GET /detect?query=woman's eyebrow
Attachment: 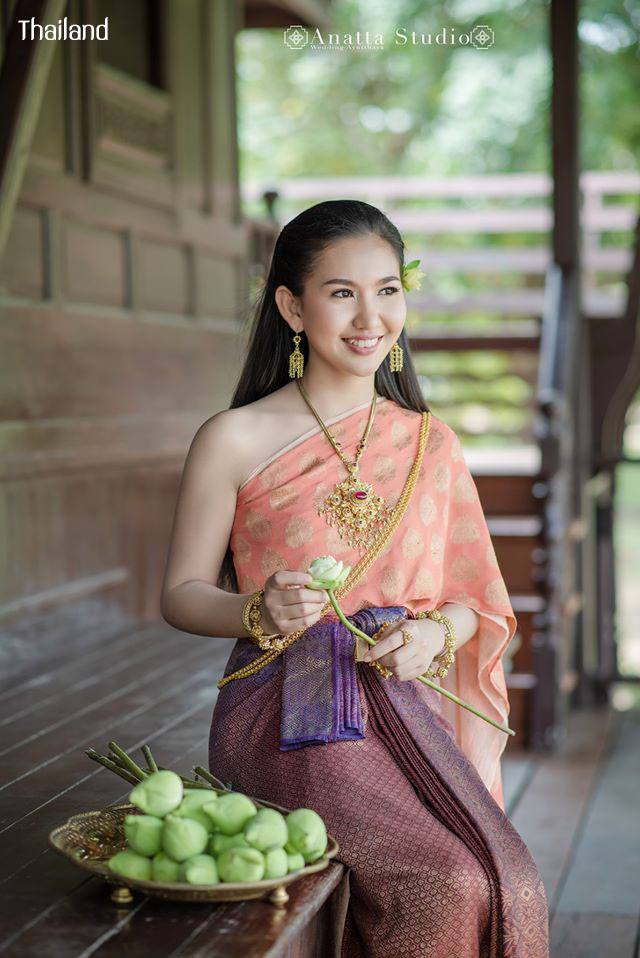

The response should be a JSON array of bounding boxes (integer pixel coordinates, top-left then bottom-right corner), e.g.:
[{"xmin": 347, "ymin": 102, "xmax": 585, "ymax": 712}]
[{"xmin": 321, "ymin": 275, "xmax": 400, "ymax": 287}]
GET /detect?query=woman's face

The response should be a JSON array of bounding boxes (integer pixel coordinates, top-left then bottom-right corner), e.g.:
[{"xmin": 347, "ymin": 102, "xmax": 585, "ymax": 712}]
[{"xmin": 276, "ymin": 234, "xmax": 406, "ymax": 379}]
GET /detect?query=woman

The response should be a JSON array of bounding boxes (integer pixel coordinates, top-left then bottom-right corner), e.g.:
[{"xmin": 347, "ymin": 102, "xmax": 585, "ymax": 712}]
[{"xmin": 161, "ymin": 200, "xmax": 549, "ymax": 957}]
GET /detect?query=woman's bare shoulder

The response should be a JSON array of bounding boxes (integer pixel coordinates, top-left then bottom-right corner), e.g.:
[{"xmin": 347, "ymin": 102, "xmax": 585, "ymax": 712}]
[{"xmin": 189, "ymin": 385, "xmax": 302, "ymax": 486}]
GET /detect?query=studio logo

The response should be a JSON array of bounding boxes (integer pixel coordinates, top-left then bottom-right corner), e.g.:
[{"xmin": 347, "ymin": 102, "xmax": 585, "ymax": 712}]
[
  {"xmin": 284, "ymin": 25, "xmax": 309, "ymax": 50},
  {"xmin": 470, "ymin": 25, "xmax": 494, "ymax": 49}
]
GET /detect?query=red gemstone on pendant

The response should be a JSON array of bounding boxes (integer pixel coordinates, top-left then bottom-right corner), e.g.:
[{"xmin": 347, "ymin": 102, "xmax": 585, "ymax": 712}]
[{"xmin": 353, "ymin": 490, "xmax": 368, "ymax": 500}]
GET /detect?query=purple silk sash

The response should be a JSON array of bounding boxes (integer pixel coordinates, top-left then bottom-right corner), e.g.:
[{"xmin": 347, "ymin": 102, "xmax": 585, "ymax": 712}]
[
  {"xmin": 218, "ymin": 606, "xmax": 408, "ymax": 750},
  {"xmin": 279, "ymin": 606, "xmax": 407, "ymax": 749}
]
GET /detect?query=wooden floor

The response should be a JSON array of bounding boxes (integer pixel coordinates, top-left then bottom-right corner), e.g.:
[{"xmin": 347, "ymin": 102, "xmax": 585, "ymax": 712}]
[
  {"xmin": 1, "ymin": 614, "xmax": 638, "ymax": 957},
  {"xmin": 503, "ymin": 703, "xmax": 640, "ymax": 958}
]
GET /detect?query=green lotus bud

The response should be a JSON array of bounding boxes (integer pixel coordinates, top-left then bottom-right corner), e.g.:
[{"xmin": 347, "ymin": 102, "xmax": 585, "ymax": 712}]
[
  {"xmin": 171, "ymin": 797, "xmax": 214, "ymax": 833},
  {"xmin": 284, "ymin": 838, "xmax": 298, "ymax": 854},
  {"xmin": 179, "ymin": 789, "xmax": 218, "ymax": 811},
  {"xmin": 217, "ymin": 846, "xmax": 265, "ymax": 883},
  {"xmin": 244, "ymin": 808, "xmax": 288, "ymax": 851},
  {"xmin": 209, "ymin": 832, "xmax": 249, "ymax": 855},
  {"xmin": 286, "ymin": 808, "xmax": 328, "ymax": 858},
  {"xmin": 302, "ymin": 844, "xmax": 327, "ymax": 864},
  {"xmin": 151, "ymin": 851, "xmax": 180, "ymax": 882},
  {"xmin": 161, "ymin": 814, "xmax": 209, "ymax": 862},
  {"xmin": 308, "ymin": 555, "xmax": 350, "ymax": 590},
  {"xmin": 203, "ymin": 792, "xmax": 257, "ymax": 836},
  {"xmin": 263, "ymin": 846, "xmax": 288, "ymax": 879},
  {"xmin": 287, "ymin": 852, "xmax": 305, "ymax": 872},
  {"xmin": 178, "ymin": 854, "xmax": 219, "ymax": 885},
  {"xmin": 108, "ymin": 849, "xmax": 152, "ymax": 882},
  {"xmin": 129, "ymin": 770, "xmax": 183, "ymax": 817},
  {"xmin": 124, "ymin": 814, "xmax": 163, "ymax": 856}
]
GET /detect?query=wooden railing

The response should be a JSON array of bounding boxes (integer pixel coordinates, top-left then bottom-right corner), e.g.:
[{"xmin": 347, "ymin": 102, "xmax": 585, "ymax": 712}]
[
  {"xmin": 243, "ymin": 171, "xmax": 639, "ymax": 319},
  {"xmin": 244, "ymin": 172, "xmax": 639, "ymax": 446}
]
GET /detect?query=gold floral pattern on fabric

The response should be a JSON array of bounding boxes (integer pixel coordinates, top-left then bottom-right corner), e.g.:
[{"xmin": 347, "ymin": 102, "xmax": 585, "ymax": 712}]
[
  {"xmin": 380, "ymin": 564, "xmax": 406, "ymax": 600},
  {"xmin": 231, "ymin": 533, "xmax": 251, "ymax": 565},
  {"xmin": 450, "ymin": 515, "xmax": 481, "ymax": 545},
  {"xmin": 486, "ymin": 577, "xmax": 510, "ymax": 606},
  {"xmin": 373, "ymin": 455, "xmax": 396, "ymax": 483},
  {"xmin": 269, "ymin": 484, "xmax": 300, "ymax": 511},
  {"xmin": 402, "ymin": 527, "xmax": 425, "ymax": 559},
  {"xmin": 284, "ymin": 515, "xmax": 313, "ymax": 549},
  {"xmin": 259, "ymin": 460, "xmax": 285, "ymax": 490},
  {"xmin": 299, "ymin": 451, "xmax": 325, "ymax": 475},
  {"xmin": 246, "ymin": 509, "xmax": 272, "ymax": 541},
  {"xmin": 434, "ymin": 460, "xmax": 451, "ymax": 493},
  {"xmin": 451, "ymin": 554, "xmax": 481, "ymax": 583},
  {"xmin": 260, "ymin": 547, "xmax": 287, "ymax": 578},
  {"xmin": 413, "ymin": 566, "xmax": 436, "ymax": 596},
  {"xmin": 391, "ymin": 419, "xmax": 412, "ymax": 449},
  {"xmin": 453, "ymin": 471, "xmax": 476, "ymax": 503},
  {"xmin": 430, "ymin": 532, "xmax": 445, "ymax": 564},
  {"xmin": 419, "ymin": 492, "xmax": 437, "ymax": 526}
]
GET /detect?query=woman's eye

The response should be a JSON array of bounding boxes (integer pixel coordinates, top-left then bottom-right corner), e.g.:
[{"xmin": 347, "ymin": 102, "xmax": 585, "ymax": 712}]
[
  {"xmin": 332, "ymin": 288, "xmax": 353, "ymax": 298},
  {"xmin": 332, "ymin": 286, "xmax": 400, "ymax": 298}
]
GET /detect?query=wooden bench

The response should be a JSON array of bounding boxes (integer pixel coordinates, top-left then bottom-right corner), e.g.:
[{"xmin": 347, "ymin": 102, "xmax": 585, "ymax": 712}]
[{"xmin": 0, "ymin": 605, "xmax": 348, "ymax": 956}]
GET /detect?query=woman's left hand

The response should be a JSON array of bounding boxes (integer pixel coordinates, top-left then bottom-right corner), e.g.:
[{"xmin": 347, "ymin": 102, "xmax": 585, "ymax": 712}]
[{"xmin": 362, "ymin": 617, "xmax": 446, "ymax": 681}]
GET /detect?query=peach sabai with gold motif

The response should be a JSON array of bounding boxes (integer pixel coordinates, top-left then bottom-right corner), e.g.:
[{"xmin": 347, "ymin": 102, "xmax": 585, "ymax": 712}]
[{"xmin": 230, "ymin": 397, "xmax": 516, "ymax": 811}]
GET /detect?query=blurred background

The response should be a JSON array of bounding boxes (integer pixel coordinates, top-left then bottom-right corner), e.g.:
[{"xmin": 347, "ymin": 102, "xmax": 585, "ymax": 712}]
[{"xmin": 0, "ymin": 1, "xmax": 639, "ymax": 953}]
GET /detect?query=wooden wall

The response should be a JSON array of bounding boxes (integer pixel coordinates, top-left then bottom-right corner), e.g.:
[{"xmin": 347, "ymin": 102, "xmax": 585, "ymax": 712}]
[{"xmin": 0, "ymin": 0, "xmax": 249, "ymax": 640}]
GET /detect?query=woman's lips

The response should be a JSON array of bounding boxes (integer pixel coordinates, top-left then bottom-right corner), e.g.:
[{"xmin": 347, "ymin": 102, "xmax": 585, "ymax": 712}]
[{"xmin": 342, "ymin": 335, "xmax": 383, "ymax": 355}]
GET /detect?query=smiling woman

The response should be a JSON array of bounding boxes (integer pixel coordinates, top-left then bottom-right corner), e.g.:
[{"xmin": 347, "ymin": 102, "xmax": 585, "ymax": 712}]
[{"xmin": 160, "ymin": 200, "xmax": 550, "ymax": 957}]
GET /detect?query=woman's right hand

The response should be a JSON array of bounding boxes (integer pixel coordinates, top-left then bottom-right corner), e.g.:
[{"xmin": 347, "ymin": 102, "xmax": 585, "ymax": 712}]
[{"xmin": 261, "ymin": 570, "xmax": 329, "ymax": 636}]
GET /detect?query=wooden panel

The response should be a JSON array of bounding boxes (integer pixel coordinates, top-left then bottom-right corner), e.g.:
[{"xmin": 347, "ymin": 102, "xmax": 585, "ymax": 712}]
[
  {"xmin": 63, "ymin": 219, "xmax": 127, "ymax": 306},
  {"xmin": 197, "ymin": 251, "xmax": 240, "ymax": 316},
  {"xmin": 0, "ymin": 305, "xmax": 242, "ymax": 420},
  {"xmin": 29, "ymin": 37, "xmax": 66, "ymax": 169},
  {"xmin": 0, "ymin": 204, "xmax": 44, "ymax": 296},
  {"xmin": 138, "ymin": 238, "xmax": 189, "ymax": 313},
  {"xmin": 0, "ymin": 472, "xmax": 123, "ymax": 607}
]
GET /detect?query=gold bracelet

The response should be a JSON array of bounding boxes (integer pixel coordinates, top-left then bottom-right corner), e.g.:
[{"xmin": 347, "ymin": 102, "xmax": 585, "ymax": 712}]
[
  {"xmin": 241, "ymin": 591, "xmax": 288, "ymax": 652},
  {"xmin": 413, "ymin": 609, "xmax": 456, "ymax": 679}
]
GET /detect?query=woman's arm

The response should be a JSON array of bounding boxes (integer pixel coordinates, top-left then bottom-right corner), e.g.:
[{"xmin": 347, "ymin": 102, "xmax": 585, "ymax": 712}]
[{"xmin": 160, "ymin": 411, "xmax": 254, "ymax": 639}]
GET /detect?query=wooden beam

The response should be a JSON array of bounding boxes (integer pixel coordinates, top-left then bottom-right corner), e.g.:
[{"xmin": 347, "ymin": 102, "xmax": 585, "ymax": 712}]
[{"xmin": 0, "ymin": 0, "xmax": 67, "ymax": 265}]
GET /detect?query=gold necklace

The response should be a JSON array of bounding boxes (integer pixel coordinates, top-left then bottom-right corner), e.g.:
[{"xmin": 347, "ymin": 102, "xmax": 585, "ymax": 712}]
[{"xmin": 296, "ymin": 378, "xmax": 390, "ymax": 553}]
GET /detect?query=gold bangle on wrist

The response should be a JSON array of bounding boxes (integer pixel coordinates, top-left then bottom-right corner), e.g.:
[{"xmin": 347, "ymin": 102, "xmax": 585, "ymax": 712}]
[
  {"xmin": 412, "ymin": 609, "xmax": 456, "ymax": 679},
  {"xmin": 241, "ymin": 590, "xmax": 287, "ymax": 652}
]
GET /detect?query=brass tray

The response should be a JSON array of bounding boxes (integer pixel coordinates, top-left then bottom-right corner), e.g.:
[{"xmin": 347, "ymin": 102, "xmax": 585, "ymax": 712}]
[{"xmin": 49, "ymin": 799, "xmax": 339, "ymax": 906}]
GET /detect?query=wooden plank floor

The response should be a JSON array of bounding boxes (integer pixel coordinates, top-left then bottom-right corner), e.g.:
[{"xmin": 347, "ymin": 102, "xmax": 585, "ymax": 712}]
[
  {"xmin": 503, "ymin": 703, "xmax": 640, "ymax": 958},
  {"xmin": 2, "ymin": 616, "xmax": 638, "ymax": 956},
  {"xmin": 0, "ymin": 620, "xmax": 345, "ymax": 957}
]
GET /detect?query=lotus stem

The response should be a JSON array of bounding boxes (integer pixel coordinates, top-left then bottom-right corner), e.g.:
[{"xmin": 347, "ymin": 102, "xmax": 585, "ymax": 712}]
[
  {"xmin": 193, "ymin": 766, "xmax": 230, "ymax": 791},
  {"xmin": 107, "ymin": 741, "xmax": 148, "ymax": 780},
  {"xmin": 85, "ymin": 749, "xmax": 140, "ymax": 786},
  {"xmin": 327, "ymin": 590, "xmax": 515, "ymax": 738},
  {"xmin": 141, "ymin": 744, "xmax": 158, "ymax": 772}
]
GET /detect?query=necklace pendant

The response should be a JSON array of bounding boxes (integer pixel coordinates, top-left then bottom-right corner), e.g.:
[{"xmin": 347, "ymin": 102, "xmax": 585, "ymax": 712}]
[{"xmin": 319, "ymin": 471, "xmax": 390, "ymax": 553}]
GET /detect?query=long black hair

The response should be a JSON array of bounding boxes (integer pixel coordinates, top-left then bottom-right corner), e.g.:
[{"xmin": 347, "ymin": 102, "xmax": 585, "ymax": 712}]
[{"xmin": 219, "ymin": 199, "xmax": 430, "ymax": 591}]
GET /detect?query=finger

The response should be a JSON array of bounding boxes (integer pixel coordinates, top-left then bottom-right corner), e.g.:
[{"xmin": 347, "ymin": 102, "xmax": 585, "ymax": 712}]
[
  {"xmin": 276, "ymin": 601, "xmax": 325, "ymax": 620},
  {"xmin": 280, "ymin": 612, "xmax": 323, "ymax": 633},
  {"xmin": 279, "ymin": 588, "xmax": 328, "ymax": 606},
  {"xmin": 377, "ymin": 644, "xmax": 420, "ymax": 670},
  {"xmin": 392, "ymin": 650, "xmax": 430, "ymax": 678},
  {"xmin": 366, "ymin": 623, "xmax": 412, "ymax": 661},
  {"xmin": 272, "ymin": 570, "xmax": 313, "ymax": 589}
]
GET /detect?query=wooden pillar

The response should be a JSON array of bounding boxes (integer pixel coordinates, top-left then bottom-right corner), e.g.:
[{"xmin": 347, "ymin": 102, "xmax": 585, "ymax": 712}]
[{"xmin": 0, "ymin": 0, "xmax": 67, "ymax": 264}]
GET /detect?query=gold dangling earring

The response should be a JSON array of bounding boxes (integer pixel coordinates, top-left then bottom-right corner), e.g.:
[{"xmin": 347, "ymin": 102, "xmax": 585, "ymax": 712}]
[
  {"xmin": 389, "ymin": 342, "xmax": 404, "ymax": 372},
  {"xmin": 289, "ymin": 333, "xmax": 304, "ymax": 379}
]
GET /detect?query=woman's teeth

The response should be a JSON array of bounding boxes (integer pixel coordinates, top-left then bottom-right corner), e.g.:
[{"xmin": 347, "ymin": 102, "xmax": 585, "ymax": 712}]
[{"xmin": 344, "ymin": 336, "xmax": 382, "ymax": 352}]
